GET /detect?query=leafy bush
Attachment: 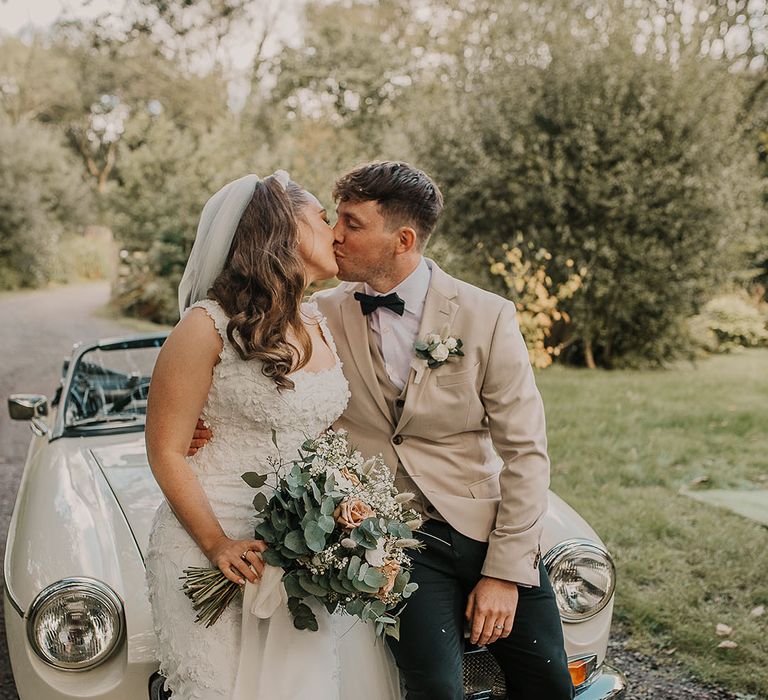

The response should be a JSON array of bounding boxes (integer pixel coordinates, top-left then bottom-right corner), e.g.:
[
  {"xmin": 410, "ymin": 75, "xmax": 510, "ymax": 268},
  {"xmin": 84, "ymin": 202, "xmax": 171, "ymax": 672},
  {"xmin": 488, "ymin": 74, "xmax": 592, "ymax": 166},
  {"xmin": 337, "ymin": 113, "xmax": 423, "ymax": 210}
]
[
  {"xmin": 54, "ymin": 231, "xmax": 115, "ymax": 283},
  {"xmin": 108, "ymin": 113, "xmax": 249, "ymax": 323},
  {"xmin": 0, "ymin": 118, "xmax": 92, "ymax": 289},
  {"xmin": 487, "ymin": 244, "xmax": 584, "ymax": 368},
  {"xmin": 415, "ymin": 23, "xmax": 763, "ymax": 368},
  {"xmin": 112, "ymin": 247, "xmax": 182, "ymax": 324},
  {"xmin": 689, "ymin": 294, "xmax": 768, "ymax": 353}
]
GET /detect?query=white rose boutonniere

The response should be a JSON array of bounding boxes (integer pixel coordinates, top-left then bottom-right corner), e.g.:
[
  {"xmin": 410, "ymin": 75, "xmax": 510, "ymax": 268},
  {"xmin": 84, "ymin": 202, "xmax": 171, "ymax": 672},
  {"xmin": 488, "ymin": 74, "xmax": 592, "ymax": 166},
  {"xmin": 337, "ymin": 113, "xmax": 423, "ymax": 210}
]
[{"xmin": 414, "ymin": 330, "xmax": 464, "ymax": 369}]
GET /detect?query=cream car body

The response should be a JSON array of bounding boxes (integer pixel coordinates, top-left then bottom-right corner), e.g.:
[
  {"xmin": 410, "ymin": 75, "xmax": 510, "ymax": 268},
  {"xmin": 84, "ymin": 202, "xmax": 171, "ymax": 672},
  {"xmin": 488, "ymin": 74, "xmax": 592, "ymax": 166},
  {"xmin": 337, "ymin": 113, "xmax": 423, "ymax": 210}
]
[{"xmin": 4, "ymin": 334, "xmax": 625, "ymax": 699}]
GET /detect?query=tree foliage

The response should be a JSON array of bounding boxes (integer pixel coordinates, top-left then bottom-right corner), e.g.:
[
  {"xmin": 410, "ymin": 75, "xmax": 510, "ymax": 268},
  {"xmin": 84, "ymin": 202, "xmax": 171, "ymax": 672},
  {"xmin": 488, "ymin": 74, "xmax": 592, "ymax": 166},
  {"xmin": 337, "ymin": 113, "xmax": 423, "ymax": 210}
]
[
  {"xmin": 0, "ymin": 118, "xmax": 92, "ymax": 289},
  {"xmin": 0, "ymin": 0, "xmax": 765, "ymax": 366},
  {"xmin": 412, "ymin": 12, "xmax": 764, "ymax": 367}
]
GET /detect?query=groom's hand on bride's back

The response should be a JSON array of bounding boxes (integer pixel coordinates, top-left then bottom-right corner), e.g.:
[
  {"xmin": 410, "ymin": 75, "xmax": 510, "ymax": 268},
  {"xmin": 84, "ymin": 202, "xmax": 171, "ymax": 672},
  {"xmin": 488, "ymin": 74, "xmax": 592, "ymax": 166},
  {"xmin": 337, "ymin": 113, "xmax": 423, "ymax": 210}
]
[{"xmin": 187, "ymin": 418, "xmax": 213, "ymax": 456}]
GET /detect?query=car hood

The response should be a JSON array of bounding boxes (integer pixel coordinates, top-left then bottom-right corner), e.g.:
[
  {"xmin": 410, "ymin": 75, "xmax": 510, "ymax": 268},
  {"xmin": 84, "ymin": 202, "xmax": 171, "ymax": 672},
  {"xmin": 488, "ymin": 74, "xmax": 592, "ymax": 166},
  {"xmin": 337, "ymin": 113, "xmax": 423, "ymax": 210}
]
[{"xmin": 90, "ymin": 437, "xmax": 163, "ymax": 559}]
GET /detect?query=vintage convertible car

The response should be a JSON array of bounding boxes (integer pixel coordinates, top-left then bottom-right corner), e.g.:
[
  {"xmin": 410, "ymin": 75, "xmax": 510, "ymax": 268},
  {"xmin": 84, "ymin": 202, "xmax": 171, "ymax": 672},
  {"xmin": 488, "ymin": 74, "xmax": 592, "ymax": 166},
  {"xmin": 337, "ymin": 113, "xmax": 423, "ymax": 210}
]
[{"xmin": 4, "ymin": 333, "xmax": 626, "ymax": 699}]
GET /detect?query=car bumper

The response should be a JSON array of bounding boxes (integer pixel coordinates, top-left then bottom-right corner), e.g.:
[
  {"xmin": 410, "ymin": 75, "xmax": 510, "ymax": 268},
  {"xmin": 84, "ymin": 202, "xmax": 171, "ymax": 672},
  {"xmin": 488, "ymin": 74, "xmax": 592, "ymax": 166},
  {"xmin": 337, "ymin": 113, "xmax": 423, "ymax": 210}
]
[
  {"xmin": 575, "ymin": 663, "xmax": 627, "ymax": 699},
  {"xmin": 464, "ymin": 647, "xmax": 627, "ymax": 700}
]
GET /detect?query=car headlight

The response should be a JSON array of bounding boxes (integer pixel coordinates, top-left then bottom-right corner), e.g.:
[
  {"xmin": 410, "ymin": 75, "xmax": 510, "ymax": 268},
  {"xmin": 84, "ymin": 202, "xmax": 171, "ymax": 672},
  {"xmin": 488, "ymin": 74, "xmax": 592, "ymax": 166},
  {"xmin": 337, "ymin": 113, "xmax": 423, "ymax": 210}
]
[
  {"xmin": 544, "ymin": 539, "xmax": 616, "ymax": 622},
  {"xmin": 26, "ymin": 578, "xmax": 124, "ymax": 670}
]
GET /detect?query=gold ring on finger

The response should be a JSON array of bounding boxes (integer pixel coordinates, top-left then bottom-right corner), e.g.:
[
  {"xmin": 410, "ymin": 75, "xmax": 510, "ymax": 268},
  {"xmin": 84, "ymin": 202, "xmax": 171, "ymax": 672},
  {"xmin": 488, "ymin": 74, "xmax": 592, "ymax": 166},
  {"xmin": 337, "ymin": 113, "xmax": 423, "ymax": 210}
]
[{"xmin": 241, "ymin": 551, "xmax": 249, "ymax": 561}]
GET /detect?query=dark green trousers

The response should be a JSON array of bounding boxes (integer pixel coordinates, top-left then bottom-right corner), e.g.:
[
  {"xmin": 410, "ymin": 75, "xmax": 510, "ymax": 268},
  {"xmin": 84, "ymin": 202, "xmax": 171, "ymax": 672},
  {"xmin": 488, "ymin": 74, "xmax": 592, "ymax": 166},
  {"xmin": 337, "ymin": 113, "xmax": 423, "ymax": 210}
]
[{"xmin": 387, "ymin": 519, "xmax": 574, "ymax": 700}]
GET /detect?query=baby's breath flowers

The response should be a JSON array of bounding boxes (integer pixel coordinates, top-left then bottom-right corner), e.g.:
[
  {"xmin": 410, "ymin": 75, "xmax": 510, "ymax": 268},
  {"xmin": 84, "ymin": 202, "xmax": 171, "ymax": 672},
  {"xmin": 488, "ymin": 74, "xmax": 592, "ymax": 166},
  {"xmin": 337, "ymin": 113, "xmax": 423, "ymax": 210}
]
[{"xmin": 181, "ymin": 429, "xmax": 422, "ymax": 638}]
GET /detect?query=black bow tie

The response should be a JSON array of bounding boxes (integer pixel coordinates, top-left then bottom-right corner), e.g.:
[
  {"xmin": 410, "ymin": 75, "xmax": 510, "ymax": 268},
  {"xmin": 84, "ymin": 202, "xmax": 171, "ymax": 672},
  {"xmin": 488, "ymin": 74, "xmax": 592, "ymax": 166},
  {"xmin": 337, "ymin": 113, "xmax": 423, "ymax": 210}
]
[{"xmin": 354, "ymin": 291, "xmax": 406, "ymax": 316}]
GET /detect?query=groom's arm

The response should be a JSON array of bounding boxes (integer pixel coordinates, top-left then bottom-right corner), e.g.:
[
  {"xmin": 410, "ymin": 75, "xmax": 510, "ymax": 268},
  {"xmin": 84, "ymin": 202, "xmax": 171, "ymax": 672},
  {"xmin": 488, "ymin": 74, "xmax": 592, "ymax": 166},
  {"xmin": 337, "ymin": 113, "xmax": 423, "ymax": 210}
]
[{"xmin": 479, "ymin": 300, "xmax": 550, "ymax": 587}]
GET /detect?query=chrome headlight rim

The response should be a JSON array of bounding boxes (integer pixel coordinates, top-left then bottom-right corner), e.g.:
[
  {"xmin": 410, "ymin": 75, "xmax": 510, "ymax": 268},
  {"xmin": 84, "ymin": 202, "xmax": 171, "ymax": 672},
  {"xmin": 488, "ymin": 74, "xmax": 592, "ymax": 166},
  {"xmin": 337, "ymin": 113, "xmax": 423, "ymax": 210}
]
[
  {"xmin": 544, "ymin": 538, "xmax": 616, "ymax": 623},
  {"xmin": 26, "ymin": 577, "xmax": 125, "ymax": 671}
]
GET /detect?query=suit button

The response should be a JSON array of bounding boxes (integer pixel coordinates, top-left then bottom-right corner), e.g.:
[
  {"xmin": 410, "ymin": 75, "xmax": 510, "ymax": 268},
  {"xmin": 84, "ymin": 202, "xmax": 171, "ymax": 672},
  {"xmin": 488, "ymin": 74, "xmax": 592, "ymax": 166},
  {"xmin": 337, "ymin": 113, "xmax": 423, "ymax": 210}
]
[
  {"xmin": 392, "ymin": 435, "xmax": 404, "ymax": 445},
  {"xmin": 395, "ymin": 399, "xmax": 405, "ymax": 408}
]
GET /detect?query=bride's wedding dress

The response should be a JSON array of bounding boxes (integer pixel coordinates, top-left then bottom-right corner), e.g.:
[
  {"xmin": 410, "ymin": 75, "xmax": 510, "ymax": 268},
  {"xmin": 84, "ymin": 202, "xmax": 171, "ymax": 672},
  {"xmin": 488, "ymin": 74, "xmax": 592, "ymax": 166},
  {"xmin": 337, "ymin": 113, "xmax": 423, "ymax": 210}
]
[{"xmin": 145, "ymin": 298, "xmax": 401, "ymax": 700}]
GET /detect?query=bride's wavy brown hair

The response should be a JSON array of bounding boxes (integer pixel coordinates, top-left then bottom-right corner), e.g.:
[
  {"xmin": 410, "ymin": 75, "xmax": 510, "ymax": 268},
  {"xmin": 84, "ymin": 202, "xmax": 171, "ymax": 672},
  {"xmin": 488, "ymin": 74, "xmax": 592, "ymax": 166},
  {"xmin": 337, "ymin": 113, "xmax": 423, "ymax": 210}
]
[{"xmin": 209, "ymin": 175, "xmax": 312, "ymax": 391}]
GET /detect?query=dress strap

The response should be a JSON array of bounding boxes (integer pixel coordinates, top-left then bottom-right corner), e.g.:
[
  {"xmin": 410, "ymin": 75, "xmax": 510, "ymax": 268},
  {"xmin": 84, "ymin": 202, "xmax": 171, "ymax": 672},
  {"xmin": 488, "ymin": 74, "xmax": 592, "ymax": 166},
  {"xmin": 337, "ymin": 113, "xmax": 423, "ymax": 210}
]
[
  {"xmin": 187, "ymin": 299, "xmax": 230, "ymax": 342},
  {"xmin": 302, "ymin": 300, "xmax": 340, "ymax": 360}
]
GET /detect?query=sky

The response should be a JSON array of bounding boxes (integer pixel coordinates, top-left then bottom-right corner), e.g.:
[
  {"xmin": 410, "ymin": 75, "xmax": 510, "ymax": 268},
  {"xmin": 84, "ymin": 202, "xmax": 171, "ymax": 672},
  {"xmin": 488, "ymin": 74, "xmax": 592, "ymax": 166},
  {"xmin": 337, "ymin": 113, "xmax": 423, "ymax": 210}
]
[
  {"xmin": 0, "ymin": 0, "xmax": 114, "ymax": 33},
  {"xmin": 0, "ymin": 0, "xmax": 303, "ymax": 107},
  {"xmin": 0, "ymin": 0, "xmax": 302, "ymax": 71}
]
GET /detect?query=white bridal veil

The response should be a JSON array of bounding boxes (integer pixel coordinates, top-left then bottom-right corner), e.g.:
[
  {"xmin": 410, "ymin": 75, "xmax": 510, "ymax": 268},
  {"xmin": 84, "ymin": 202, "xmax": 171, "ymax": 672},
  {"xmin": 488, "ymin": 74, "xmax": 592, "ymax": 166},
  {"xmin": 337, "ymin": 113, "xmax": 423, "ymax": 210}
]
[{"xmin": 177, "ymin": 170, "xmax": 291, "ymax": 315}]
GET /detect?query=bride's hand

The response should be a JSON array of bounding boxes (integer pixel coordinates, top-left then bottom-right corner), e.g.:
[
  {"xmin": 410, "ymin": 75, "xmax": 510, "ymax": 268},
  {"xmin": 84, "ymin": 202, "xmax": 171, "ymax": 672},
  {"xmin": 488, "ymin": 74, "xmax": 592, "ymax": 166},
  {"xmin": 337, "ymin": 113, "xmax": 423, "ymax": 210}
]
[{"xmin": 205, "ymin": 537, "xmax": 267, "ymax": 585}]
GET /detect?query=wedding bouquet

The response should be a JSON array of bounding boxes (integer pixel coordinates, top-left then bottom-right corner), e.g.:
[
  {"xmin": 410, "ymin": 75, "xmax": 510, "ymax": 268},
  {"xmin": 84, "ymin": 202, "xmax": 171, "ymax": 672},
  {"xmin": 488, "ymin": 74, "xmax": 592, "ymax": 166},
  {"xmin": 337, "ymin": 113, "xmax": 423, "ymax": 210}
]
[{"xmin": 181, "ymin": 429, "xmax": 422, "ymax": 639}]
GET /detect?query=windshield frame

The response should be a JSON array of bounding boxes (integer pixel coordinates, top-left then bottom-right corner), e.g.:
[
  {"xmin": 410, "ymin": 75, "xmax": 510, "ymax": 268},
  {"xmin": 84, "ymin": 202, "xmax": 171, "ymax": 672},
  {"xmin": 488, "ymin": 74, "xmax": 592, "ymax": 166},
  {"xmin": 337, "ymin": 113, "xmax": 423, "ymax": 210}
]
[{"xmin": 53, "ymin": 333, "xmax": 168, "ymax": 440}]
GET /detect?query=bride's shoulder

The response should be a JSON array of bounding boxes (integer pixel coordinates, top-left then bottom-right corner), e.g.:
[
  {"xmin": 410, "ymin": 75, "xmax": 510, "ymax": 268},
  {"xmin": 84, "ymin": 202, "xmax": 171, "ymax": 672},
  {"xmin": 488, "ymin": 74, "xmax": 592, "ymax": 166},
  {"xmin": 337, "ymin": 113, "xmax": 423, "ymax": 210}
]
[
  {"xmin": 184, "ymin": 298, "xmax": 229, "ymax": 335},
  {"xmin": 178, "ymin": 300, "xmax": 231, "ymax": 358},
  {"xmin": 162, "ymin": 303, "xmax": 225, "ymax": 366}
]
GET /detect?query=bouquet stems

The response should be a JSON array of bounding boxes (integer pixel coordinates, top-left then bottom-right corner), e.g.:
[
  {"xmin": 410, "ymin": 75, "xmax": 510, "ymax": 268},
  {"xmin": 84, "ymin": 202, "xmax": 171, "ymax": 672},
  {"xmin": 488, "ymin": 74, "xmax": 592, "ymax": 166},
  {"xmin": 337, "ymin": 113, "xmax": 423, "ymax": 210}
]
[{"xmin": 181, "ymin": 567, "xmax": 239, "ymax": 627}]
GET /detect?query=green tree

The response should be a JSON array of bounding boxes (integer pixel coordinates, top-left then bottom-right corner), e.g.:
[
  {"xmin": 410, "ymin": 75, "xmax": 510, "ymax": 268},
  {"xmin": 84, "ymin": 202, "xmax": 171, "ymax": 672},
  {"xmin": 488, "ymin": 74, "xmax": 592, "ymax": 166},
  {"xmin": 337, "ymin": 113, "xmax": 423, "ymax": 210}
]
[
  {"xmin": 109, "ymin": 111, "xmax": 249, "ymax": 322},
  {"xmin": 415, "ymin": 19, "xmax": 763, "ymax": 367},
  {"xmin": 0, "ymin": 118, "xmax": 92, "ymax": 289}
]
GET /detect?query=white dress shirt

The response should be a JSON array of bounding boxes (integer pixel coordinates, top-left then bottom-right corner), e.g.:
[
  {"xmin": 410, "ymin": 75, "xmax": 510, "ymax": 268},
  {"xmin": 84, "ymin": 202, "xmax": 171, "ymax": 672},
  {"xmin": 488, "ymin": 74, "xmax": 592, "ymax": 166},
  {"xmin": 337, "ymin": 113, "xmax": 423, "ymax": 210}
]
[{"xmin": 364, "ymin": 257, "xmax": 431, "ymax": 391}]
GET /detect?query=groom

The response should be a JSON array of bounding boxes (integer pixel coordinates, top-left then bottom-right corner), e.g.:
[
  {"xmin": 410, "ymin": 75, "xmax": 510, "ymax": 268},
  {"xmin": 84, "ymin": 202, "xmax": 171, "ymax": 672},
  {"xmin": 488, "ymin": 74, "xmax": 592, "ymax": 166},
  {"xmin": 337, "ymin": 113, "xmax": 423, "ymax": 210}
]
[{"xmin": 316, "ymin": 162, "xmax": 572, "ymax": 699}]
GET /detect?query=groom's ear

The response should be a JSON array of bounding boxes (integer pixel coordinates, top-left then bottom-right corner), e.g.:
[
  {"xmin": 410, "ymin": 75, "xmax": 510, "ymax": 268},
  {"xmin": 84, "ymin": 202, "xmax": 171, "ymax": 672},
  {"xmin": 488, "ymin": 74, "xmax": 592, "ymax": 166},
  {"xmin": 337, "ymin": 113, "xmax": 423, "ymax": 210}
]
[{"xmin": 395, "ymin": 226, "xmax": 419, "ymax": 254}]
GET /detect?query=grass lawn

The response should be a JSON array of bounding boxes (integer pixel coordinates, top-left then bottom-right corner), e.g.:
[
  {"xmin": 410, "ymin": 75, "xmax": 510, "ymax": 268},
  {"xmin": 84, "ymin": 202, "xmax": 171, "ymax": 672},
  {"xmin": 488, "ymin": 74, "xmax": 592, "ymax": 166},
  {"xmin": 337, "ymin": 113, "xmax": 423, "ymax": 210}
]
[{"xmin": 537, "ymin": 349, "xmax": 768, "ymax": 697}]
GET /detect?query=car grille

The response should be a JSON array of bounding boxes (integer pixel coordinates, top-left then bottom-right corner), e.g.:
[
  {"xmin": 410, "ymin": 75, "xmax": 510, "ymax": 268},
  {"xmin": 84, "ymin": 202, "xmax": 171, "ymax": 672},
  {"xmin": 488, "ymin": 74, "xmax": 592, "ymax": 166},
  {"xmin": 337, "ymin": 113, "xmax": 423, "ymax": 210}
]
[
  {"xmin": 150, "ymin": 651, "xmax": 507, "ymax": 699},
  {"xmin": 464, "ymin": 648, "xmax": 506, "ymax": 699}
]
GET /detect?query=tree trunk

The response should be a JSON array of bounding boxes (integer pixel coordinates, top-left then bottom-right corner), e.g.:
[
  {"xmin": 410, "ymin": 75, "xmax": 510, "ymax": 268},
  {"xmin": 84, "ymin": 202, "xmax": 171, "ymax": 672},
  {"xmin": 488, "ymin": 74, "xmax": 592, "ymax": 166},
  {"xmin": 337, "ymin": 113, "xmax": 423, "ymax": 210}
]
[{"xmin": 584, "ymin": 338, "xmax": 596, "ymax": 369}]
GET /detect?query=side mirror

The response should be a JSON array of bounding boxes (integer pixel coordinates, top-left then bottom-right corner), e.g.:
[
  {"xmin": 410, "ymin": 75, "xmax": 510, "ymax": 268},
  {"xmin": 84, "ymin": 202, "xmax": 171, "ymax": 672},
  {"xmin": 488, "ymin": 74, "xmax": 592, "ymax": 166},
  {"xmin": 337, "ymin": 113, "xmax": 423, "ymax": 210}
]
[{"xmin": 8, "ymin": 394, "xmax": 49, "ymax": 421}]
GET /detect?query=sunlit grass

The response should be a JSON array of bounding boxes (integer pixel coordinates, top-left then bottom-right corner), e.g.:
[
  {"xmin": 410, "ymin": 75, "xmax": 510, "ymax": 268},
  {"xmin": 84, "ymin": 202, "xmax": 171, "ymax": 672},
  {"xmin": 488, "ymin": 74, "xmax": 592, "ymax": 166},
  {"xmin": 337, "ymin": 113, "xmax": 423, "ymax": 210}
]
[{"xmin": 538, "ymin": 350, "xmax": 768, "ymax": 696}]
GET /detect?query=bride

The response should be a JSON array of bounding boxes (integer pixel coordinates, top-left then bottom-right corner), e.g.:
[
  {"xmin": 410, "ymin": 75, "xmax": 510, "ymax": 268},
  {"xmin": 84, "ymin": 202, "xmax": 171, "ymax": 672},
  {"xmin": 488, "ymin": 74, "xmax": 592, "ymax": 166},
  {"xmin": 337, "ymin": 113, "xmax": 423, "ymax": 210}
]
[{"xmin": 144, "ymin": 172, "xmax": 400, "ymax": 699}]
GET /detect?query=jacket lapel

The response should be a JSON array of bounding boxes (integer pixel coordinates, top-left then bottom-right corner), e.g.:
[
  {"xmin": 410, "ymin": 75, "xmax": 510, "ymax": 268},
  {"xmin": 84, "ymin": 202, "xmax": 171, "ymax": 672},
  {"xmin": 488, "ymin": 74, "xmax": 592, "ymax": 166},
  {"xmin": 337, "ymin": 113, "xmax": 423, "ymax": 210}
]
[
  {"xmin": 396, "ymin": 261, "xmax": 459, "ymax": 434},
  {"xmin": 339, "ymin": 288, "xmax": 393, "ymax": 425}
]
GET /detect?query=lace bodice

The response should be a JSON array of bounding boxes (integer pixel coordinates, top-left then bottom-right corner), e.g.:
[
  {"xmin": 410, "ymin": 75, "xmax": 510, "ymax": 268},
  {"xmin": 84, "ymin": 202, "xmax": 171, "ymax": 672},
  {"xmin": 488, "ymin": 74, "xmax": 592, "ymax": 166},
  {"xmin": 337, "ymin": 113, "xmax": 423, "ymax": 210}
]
[{"xmin": 183, "ymin": 298, "xmax": 350, "ymax": 517}]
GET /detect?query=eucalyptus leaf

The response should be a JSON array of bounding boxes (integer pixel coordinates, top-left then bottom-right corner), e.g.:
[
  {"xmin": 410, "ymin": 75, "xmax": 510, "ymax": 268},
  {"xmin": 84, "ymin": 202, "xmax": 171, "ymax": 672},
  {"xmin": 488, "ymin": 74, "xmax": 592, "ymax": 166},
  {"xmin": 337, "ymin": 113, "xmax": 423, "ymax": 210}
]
[
  {"xmin": 329, "ymin": 575, "xmax": 349, "ymax": 595},
  {"xmin": 283, "ymin": 573, "xmax": 304, "ymax": 599},
  {"xmin": 254, "ymin": 520, "xmax": 275, "ymax": 541},
  {"xmin": 351, "ymin": 578, "xmax": 380, "ymax": 594},
  {"xmin": 357, "ymin": 562, "xmax": 369, "ymax": 581},
  {"xmin": 347, "ymin": 555, "xmax": 361, "ymax": 579},
  {"xmin": 252, "ymin": 492, "xmax": 269, "ymax": 513},
  {"xmin": 318, "ymin": 514, "xmax": 335, "ymax": 533},
  {"xmin": 262, "ymin": 549, "xmax": 288, "ymax": 567},
  {"xmin": 364, "ymin": 568, "xmax": 388, "ymax": 588},
  {"xmin": 384, "ymin": 617, "xmax": 401, "ymax": 641},
  {"xmin": 345, "ymin": 598, "xmax": 365, "ymax": 616},
  {"xmin": 284, "ymin": 530, "xmax": 310, "ymax": 554},
  {"xmin": 241, "ymin": 471, "xmax": 268, "ymax": 489},
  {"xmin": 303, "ymin": 521, "xmax": 327, "ymax": 553},
  {"xmin": 298, "ymin": 572, "xmax": 328, "ymax": 597}
]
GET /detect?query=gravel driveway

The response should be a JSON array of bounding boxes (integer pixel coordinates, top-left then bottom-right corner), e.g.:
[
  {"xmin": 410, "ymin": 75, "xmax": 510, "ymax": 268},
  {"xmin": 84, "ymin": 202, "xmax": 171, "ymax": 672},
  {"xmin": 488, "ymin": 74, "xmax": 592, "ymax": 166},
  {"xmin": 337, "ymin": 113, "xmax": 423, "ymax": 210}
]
[{"xmin": 0, "ymin": 283, "xmax": 747, "ymax": 700}]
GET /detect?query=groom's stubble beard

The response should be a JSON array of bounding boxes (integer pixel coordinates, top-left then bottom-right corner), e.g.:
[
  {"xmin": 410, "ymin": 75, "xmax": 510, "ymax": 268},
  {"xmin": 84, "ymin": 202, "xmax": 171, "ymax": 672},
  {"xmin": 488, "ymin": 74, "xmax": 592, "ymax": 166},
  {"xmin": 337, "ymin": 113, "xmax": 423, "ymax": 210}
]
[{"xmin": 334, "ymin": 249, "xmax": 396, "ymax": 288}]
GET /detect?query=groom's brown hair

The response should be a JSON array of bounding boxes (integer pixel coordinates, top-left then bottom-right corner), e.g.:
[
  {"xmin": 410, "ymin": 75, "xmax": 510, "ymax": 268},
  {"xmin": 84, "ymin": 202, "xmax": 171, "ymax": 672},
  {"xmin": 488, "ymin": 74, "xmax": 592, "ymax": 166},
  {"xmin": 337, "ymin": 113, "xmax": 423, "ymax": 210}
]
[{"xmin": 333, "ymin": 161, "xmax": 443, "ymax": 249}]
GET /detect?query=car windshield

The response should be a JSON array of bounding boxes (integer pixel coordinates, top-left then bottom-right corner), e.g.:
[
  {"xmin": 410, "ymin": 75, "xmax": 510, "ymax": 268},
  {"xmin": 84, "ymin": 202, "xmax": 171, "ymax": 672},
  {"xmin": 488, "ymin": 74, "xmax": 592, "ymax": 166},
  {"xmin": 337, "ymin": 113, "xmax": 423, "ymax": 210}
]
[{"xmin": 64, "ymin": 341, "xmax": 163, "ymax": 429}]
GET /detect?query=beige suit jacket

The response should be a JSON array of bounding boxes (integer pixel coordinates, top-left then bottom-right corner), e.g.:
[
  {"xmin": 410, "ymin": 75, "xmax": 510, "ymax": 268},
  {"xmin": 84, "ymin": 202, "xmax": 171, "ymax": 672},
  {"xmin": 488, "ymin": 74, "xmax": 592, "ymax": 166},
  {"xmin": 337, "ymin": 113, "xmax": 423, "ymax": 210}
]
[{"xmin": 313, "ymin": 260, "xmax": 550, "ymax": 586}]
